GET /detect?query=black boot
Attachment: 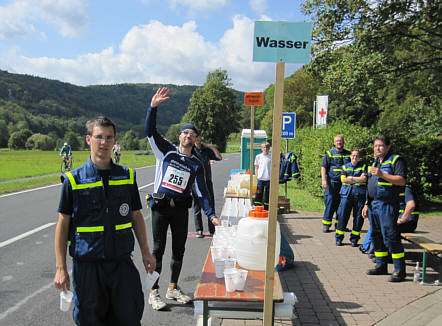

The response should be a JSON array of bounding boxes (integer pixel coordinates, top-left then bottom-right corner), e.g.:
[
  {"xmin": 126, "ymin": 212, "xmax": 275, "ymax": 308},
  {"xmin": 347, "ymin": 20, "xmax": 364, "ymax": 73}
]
[
  {"xmin": 322, "ymin": 224, "xmax": 330, "ymax": 233},
  {"xmin": 336, "ymin": 239, "xmax": 343, "ymax": 246},
  {"xmin": 389, "ymin": 271, "xmax": 406, "ymax": 282},
  {"xmin": 367, "ymin": 265, "xmax": 388, "ymax": 275}
]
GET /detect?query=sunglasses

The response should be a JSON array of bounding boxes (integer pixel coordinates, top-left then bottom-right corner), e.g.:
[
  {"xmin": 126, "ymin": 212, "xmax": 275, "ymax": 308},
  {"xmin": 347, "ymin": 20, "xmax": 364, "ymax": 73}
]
[{"xmin": 181, "ymin": 130, "xmax": 197, "ymax": 136}]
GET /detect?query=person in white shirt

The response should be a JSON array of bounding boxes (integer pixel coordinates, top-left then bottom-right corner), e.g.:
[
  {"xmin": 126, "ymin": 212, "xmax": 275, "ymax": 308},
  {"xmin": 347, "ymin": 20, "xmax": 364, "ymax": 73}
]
[{"xmin": 254, "ymin": 142, "xmax": 271, "ymax": 210}]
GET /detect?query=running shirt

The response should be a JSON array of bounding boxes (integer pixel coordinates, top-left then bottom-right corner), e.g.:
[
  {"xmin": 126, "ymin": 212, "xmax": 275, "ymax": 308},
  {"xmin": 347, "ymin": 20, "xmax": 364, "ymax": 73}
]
[{"xmin": 144, "ymin": 106, "xmax": 215, "ymax": 219}]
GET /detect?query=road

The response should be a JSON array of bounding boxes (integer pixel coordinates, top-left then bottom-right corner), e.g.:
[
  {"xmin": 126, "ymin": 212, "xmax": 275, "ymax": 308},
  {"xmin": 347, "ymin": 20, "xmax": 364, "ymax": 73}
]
[{"xmin": 0, "ymin": 153, "xmax": 240, "ymax": 326}]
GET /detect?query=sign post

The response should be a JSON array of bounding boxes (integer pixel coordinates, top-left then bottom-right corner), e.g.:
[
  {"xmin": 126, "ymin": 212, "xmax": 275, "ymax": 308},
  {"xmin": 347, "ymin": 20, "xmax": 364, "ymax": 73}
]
[
  {"xmin": 253, "ymin": 20, "xmax": 311, "ymax": 325},
  {"xmin": 281, "ymin": 112, "xmax": 296, "ymax": 197},
  {"xmin": 244, "ymin": 92, "xmax": 264, "ymax": 204}
]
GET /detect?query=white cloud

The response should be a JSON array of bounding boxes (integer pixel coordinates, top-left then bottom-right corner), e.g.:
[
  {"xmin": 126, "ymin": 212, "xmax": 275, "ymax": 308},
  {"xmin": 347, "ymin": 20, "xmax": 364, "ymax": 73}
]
[
  {"xmin": 3, "ymin": 15, "xmax": 301, "ymax": 91},
  {"xmin": 0, "ymin": 0, "xmax": 90, "ymax": 39},
  {"xmin": 249, "ymin": 0, "xmax": 267, "ymax": 14}
]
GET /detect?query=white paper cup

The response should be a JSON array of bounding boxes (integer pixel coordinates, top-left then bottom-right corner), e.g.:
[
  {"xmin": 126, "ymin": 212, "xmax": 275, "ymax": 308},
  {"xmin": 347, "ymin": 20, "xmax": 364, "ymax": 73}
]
[
  {"xmin": 224, "ymin": 258, "xmax": 236, "ymax": 270},
  {"xmin": 145, "ymin": 271, "xmax": 160, "ymax": 291},
  {"xmin": 235, "ymin": 269, "xmax": 248, "ymax": 291},
  {"xmin": 214, "ymin": 258, "xmax": 226, "ymax": 278},
  {"xmin": 59, "ymin": 290, "xmax": 73, "ymax": 312},
  {"xmin": 224, "ymin": 268, "xmax": 238, "ymax": 292},
  {"xmin": 210, "ymin": 246, "xmax": 223, "ymax": 262}
]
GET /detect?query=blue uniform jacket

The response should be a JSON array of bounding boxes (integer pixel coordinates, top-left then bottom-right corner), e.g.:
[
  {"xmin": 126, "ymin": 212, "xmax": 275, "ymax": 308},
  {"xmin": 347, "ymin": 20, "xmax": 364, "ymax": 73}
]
[
  {"xmin": 279, "ymin": 152, "xmax": 300, "ymax": 184},
  {"xmin": 322, "ymin": 148, "xmax": 351, "ymax": 182},
  {"xmin": 62, "ymin": 158, "xmax": 136, "ymax": 261},
  {"xmin": 340, "ymin": 161, "xmax": 367, "ymax": 197}
]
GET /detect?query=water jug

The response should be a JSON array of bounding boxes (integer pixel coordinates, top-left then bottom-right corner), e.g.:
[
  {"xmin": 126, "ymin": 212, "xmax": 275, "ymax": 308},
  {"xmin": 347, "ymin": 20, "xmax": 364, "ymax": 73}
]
[{"xmin": 234, "ymin": 206, "xmax": 281, "ymax": 271}]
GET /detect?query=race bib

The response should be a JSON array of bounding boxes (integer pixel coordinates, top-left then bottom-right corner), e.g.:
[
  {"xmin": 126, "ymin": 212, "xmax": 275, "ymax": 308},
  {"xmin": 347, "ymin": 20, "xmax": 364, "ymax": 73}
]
[{"xmin": 162, "ymin": 166, "xmax": 190, "ymax": 193}]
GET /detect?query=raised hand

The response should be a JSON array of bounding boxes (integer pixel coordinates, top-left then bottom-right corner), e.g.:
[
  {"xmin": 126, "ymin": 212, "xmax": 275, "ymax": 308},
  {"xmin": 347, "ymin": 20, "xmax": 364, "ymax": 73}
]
[{"xmin": 150, "ymin": 87, "xmax": 170, "ymax": 108}]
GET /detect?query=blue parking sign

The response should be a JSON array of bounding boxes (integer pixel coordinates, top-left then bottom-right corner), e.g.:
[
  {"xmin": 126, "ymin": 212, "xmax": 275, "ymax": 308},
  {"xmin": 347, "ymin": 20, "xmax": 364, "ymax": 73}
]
[{"xmin": 281, "ymin": 112, "xmax": 296, "ymax": 139}]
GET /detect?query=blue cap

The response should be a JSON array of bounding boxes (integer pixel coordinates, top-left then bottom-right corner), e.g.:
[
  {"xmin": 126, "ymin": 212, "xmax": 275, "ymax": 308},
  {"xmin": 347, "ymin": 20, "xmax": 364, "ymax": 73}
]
[{"xmin": 180, "ymin": 123, "xmax": 199, "ymax": 135}]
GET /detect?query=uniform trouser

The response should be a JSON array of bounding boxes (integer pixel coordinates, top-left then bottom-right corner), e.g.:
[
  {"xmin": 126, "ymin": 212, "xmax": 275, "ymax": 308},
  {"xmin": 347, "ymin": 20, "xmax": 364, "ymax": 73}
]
[
  {"xmin": 254, "ymin": 179, "xmax": 270, "ymax": 210},
  {"xmin": 335, "ymin": 194, "xmax": 365, "ymax": 243},
  {"xmin": 151, "ymin": 205, "xmax": 189, "ymax": 288},
  {"xmin": 368, "ymin": 200, "xmax": 405, "ymax": 273},
  {"xmin": 397, "ymin": 220, "xmax": 418, "ymax": 233},
  {"xmin": 362, "ymin": 226, "xmax": 374, "ymax": 253},
  {"xmin": 72, "ymin": 258, "xmax": 144, "ymax": 326},
  {"xmin": 192, "ymin": 182, "xmax": 215, "ymax": 234},
  {"xmin": 322, "ymin": 181, "xmax": 342, "ymax": 226}
]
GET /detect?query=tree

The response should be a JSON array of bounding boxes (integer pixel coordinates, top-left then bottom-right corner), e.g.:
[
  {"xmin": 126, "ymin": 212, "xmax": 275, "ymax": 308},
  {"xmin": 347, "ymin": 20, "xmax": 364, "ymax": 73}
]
[
  {"xmin": 8, "ymin": 129, "xmax": 32, "ymax": 149},
  {"xmin": 165, "ymin": 123, "xmax": 182, "ymax": 145},
  {"xmin": 0, "ymin": 119, "xmax": 8, "ymax": 147},
  {"xmin": 184, "ymin": 69, "xmax": 240, "ymax": 152},
  {"xmin": 64, "ymin": 131, "xmax": 82, "ymax": 150},
  {"xmin": 301, "ymin": 0, "xmax": 441, "ymax": 126},
  {"xmin": 25, "ymin": 133, "xmax": 55, "ymax": 150},
  {"xmin": 121, "ymin": 130, "xmax": 139, "ymax": 150}
]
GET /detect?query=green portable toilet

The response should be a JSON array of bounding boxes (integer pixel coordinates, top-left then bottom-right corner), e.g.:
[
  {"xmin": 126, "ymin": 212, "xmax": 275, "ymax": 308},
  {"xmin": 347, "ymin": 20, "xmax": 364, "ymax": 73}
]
[{"xmin": 240, "ymin": 129, "xmax": 267, "ymax": 172}]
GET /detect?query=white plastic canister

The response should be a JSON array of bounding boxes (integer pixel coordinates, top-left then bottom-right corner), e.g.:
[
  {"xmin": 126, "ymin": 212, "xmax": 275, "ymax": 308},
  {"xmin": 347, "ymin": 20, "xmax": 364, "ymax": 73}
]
[{"xmin": 234, "ymin": 206, "xmax": 281, "ymax": 271}]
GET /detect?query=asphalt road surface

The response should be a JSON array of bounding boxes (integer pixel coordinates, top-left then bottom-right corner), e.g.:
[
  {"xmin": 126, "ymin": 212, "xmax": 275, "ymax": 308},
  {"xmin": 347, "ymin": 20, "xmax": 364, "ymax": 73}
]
[{"xmin": 0, "ymin": 152, "xmax": 240, "ymax": 326}]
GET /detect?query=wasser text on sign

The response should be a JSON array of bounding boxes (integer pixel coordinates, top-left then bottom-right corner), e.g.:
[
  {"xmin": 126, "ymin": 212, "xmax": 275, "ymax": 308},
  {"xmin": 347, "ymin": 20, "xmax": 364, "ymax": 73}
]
[{"xmin": 255, "ymin": 37, "xmax": 308, "ymax": 49}]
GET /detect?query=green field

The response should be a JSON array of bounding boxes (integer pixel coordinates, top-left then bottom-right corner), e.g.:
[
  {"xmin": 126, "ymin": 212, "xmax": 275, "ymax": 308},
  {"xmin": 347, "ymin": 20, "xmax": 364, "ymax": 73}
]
[{"xmin": 0, "ymin": 150, "xmax": 155, "ymax": 194}]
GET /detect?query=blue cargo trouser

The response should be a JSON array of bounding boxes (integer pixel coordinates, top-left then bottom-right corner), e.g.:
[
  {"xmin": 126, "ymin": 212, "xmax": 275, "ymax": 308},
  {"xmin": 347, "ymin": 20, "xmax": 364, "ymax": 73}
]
[
  {"xmin": 72, "ymin": 258, "xmax": 144, "ymax": 326},
  {"xmin": 335, "ymin": 194, "xmax": 365, "ymax": 243},
  {"xmin": 368, "ymin": 200, "xmax": 405, "ymax": 273},
  {"xmin": 322, "ymin": 180, "xmax": 341, "ymax": 226}
]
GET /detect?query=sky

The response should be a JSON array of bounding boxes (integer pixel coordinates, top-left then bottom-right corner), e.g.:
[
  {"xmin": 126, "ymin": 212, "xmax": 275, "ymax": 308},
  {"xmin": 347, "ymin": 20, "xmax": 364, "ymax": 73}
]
[{"xmin": 0, "ymin": 0, "xmax": 309, "ymax": 92}]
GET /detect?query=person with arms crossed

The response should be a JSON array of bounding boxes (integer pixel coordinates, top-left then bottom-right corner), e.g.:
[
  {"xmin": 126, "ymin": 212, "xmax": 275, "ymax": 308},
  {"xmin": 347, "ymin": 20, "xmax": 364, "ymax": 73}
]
[
  {"xmin": 362, "ymin": 135, "xmax": 407, "ymax": 282},
  {"xmin": 397, "ymin": 185, "xmax": 419, "ymax": 233},
  {"xmin": 192, "ymin": 134, "xmax": 222, "ymax": 238},
  {"xmin": 254, "ymin": 142, "xmax": 272, "ymax": 210},
  {"xmin": 54, "ymin": 116, "xmax": 156, "ymax": 325},
  {"xmin": 144, "ymin": 87, "xmax": 221, "ymax": 310},
  {"xmin": 321, "ymin": 135, "xmax": 351, "ymax": 232},
  {"xmin": 335, "ymin": 150, "xmax": 367, "ymax": 247}
]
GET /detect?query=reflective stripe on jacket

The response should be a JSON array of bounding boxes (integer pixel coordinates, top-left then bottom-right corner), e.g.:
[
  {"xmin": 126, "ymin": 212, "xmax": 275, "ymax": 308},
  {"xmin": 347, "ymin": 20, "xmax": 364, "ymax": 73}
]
[
  {"xmin": 369, "ymin": 153, "xmax": 403, "ymax": 202},
  {"xmin": 63, "ymin": 158, "xmax": 136, "ymax": 261},
  {"xmin": 326, "ymin": 148, "xmax": 351, "ymax": 182},
  {"xmin": 339, "ymin": 162, "xmax": 367, "ymax": 197}
]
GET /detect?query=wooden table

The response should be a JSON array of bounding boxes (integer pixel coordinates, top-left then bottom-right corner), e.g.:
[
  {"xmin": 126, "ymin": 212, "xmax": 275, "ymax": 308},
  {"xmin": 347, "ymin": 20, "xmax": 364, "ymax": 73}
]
[{"xmin": 194, "ymin": 248, "xmax": 284, "ymax": 325}]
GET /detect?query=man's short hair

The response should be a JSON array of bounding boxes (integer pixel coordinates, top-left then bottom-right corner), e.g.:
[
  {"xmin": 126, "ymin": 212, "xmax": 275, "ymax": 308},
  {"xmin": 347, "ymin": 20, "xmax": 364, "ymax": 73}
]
[
  {"xmin": 86, "ymin": 116, "xmax": 116, "ymax": 136},
  {"xmin": 374, "ymin": 135, "xmax": 391, "ymax": 146},
  {"xmin": 262, "ymin": 142, "xmax": 271, "ymax": 148}
]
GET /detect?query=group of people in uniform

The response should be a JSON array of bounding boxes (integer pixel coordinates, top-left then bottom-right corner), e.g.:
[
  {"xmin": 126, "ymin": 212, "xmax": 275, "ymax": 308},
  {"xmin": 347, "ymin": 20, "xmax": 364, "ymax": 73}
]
[{"xmin": 321, "ymin": 134, "xmax": 419, "ymax": 283}]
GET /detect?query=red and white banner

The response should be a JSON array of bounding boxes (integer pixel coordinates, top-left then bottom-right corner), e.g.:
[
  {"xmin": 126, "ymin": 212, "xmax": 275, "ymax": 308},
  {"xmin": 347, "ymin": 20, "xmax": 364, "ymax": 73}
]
[{"xmin": 316, "ymin": 95, "xmax": 328, "ymax": 126}]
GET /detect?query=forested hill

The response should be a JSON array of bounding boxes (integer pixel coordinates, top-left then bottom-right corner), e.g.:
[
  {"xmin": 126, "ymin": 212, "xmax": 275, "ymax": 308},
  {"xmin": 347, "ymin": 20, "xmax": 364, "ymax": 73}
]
[{"xmin": 0, "ymin": 69, "xmax": 198, "ymax": 139}]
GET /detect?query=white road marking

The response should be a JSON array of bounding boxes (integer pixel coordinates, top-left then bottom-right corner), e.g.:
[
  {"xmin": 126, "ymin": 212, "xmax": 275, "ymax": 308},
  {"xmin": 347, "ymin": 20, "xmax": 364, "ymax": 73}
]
[
  {"xmin": 0, "ymin": 184, "xmax": 60, "ymax": 198},
  {"xmin": 0, "ymin": 181, "xmax": 154, "ymax": 249},
  {"xmin": 0, "ymin": 282, "xmax": 54, "ymax": 321},
  {"xmin": 0, "ymin": 223, "xmax": 56, "ymax": 249},
  {"xmin": 138, "ymin": 182, "xmax": 154, "ymax": 190}
]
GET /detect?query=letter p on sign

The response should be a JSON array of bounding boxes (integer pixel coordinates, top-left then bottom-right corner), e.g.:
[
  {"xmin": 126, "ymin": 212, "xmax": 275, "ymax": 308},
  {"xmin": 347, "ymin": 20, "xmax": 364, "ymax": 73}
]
[{"xmin": 281, "ymin": 112, "xmax": 296, "ymax": 139}]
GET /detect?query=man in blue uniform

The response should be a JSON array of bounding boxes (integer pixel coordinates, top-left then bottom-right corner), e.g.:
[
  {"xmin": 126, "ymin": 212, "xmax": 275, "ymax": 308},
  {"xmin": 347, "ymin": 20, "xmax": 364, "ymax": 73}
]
[
  {"xmin": 54, "ymin": 116, "xmax": 156, "ymax": 325},
  {"xmin": 397, "ymin": 185, "xmax": 419, "ymax": 233},
  {"xmin": 144, "ymin": 87, "xmax": 221, "ymax": 310},
  {"xmin": 192, "ymin": 134, "xmax": 222, "ymax": 238},
  {"xmin": 321, "ymin": 135, "xmax": 351, "ymax": 232},
  {"xmin": 362, "ymin": 135, "xmax": 407, "ymax": 282},
  {"xmin": 335, "ymin": 150, "xmax": 367, "ymax": 246}
]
